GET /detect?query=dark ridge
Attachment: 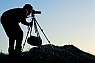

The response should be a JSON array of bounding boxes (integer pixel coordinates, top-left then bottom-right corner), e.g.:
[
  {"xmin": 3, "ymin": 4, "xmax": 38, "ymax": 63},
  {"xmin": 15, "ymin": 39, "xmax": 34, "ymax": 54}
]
[{"xmin": 0, "ymin": 44, "xmax": 95, "ymax": 63}]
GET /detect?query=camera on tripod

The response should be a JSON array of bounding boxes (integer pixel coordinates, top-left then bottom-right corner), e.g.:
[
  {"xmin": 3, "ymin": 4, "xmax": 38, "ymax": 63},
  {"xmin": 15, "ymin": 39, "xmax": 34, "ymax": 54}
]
[
  {"xmin": 22, "ymin": 7, "xmax": 53, "ymax": 50},
  {"xmin": 32, "ymin": 9, "xmax": 41, "ymax": 14}
]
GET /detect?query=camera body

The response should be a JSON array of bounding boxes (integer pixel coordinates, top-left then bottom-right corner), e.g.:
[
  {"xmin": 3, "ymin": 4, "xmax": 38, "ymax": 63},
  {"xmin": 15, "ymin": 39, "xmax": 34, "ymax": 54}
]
[{"xmin": 32, "ymin": 10, "xmax": 41, "ymax": 14}]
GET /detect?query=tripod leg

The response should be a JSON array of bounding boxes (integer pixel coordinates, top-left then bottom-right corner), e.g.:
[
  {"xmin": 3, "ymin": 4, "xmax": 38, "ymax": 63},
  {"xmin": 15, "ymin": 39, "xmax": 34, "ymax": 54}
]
[
  {"xmin": 22, "ymin": 26, "xmax": 30, "ymax": 51},
  {"xmin": 35, "ymin": 20, "xmax": 54, "ymax": 49}
]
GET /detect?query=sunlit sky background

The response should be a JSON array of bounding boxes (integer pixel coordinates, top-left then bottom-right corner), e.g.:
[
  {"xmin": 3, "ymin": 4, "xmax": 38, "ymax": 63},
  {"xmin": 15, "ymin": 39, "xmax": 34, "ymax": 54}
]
[{"xmin": 0, "ymin": 0, "xmax": 95, "ymax": 55}]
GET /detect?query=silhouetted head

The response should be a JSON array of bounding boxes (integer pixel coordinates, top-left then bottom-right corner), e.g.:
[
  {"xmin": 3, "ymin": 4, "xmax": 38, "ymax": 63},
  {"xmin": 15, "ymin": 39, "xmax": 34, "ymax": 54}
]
[{"xmin": 23, "ymin": 4, "xmax": 33, "ymax": 15}]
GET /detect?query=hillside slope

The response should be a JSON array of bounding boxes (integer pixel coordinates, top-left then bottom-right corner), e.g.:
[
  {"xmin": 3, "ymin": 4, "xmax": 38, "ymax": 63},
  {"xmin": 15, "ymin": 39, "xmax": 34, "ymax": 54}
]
[{"xmin": 0, "ymin": 44, "xmax": 95, "ymax": 63}]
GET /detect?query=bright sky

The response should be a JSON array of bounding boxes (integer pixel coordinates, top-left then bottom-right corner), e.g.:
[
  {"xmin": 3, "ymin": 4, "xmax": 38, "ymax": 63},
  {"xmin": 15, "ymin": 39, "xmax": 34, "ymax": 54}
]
[{"xmin": 0, "ymin": 0, "xmax": 95, "ymax": 55}]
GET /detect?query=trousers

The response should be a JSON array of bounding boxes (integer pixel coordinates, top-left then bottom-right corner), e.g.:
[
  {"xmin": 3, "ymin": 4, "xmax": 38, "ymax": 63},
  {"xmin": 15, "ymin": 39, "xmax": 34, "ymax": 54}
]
[{"xmin": 1, "ymin": 17, "xmax": 23, "ymax": 56}]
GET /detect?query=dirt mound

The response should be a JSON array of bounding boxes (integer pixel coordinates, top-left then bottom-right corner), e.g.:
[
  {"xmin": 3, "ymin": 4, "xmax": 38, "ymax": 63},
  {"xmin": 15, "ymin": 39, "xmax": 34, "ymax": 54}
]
[{"xmin": 0, "ymin": 44, "xmax": 95, "ymax": 63}]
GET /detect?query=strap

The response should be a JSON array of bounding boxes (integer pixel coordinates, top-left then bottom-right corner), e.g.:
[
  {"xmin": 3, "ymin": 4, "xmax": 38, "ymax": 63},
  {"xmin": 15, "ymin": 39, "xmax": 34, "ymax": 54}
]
[
  {"xmin": 30, "ymin": 20, "xmax": 42, "ymax": 47},
  {"xmin": 34, "ymin": 21, "xmax": 42, "ymax": 47},
  {"xmin": 30, "ymin": 20, "xmax": 41, "ymax": 38}
]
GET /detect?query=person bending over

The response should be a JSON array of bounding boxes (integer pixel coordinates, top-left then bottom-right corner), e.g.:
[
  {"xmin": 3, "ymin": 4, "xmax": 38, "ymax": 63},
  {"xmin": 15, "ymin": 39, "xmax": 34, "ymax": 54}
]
[{"xmin": 1, "ymin": 4, "xmax": 32, "ymax": 57}]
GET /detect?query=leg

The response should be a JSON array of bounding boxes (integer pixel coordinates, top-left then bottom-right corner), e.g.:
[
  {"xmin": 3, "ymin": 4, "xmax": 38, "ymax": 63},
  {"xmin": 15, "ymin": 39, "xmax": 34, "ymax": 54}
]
[
  {"xmin": 8, "ymin": 38, "xmax": 15, "ymax": 57},
  {"xmin": 1, "ymin": 20, "xmax": 16, "ymax": 56},
  {"xmin": 14, "ymin": 25, "xmax": 23, "ymax": 56}
]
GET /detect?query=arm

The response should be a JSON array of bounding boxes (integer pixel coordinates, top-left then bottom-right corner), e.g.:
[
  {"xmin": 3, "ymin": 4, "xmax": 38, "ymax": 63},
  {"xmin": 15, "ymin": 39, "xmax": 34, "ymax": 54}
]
[
  {"xmin": 21, "ymin": 9, "xmax": 31, "ymax": 26},
  {"xmin": 21, "ymin": 18, "xmax": 30, "ymax": 26}
]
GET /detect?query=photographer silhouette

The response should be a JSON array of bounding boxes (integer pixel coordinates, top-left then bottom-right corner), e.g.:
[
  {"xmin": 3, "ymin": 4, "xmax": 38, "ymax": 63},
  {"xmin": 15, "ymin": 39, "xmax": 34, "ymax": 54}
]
[{"xmin": 1, "ymin": 4, "xmax": 32, "ymax": 57}]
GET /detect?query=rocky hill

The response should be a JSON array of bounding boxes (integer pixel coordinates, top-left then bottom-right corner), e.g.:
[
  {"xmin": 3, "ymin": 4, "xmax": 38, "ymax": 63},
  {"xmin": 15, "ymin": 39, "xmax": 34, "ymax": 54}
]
[{"xmin": 0, "ymin": 44, "xmax": 95, "ymax": 63}]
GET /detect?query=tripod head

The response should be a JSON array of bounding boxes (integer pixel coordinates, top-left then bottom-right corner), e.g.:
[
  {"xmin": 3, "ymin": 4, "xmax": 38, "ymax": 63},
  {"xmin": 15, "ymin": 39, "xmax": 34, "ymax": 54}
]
[{"xmin": 29, "ymin": 8, "xmax": 41, "ymax": 28}]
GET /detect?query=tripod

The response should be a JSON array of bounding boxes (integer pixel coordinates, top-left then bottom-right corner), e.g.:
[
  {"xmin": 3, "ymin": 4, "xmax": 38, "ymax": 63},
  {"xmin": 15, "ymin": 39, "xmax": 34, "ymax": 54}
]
[{"xmin": 22, "ymin": 13, "xmax": 53, "ymax": 51}]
